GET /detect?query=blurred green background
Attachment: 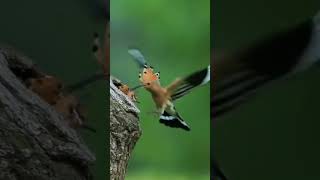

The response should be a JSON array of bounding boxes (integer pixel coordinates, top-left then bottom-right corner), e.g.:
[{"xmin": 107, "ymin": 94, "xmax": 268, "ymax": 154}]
[
  {"xmin": 212, "ymin": 0, "xmax": 320, "ymax": 179},
  {"xmin": 111, "ymin": 0, "xmax": 210, "ymax": 179},
  {"xmin": 0, "ymin": 1, "xmax": 107, "ymax": 179}
]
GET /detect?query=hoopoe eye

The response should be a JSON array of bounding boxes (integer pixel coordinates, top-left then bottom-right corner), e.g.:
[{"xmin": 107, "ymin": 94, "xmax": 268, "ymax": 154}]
[{"xmin": 155, "ymin": 72, "xmax": 160, "ymax": 77}]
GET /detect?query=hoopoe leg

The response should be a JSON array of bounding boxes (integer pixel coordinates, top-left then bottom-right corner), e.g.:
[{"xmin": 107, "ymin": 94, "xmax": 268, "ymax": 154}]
[{"xmin": 147, "ymin": 105, "xmax": 166, "ymax": 117}]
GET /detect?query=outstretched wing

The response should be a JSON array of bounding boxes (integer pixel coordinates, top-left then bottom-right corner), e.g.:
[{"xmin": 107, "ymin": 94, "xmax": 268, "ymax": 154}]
[
  {"xmin": 212, "ymin": 17, "xmax": 318, "ymax": 118},
  {"xmin": 168, "ymin": 66, "xmax": 210, "ymax": 101},
  {"xmin": 128, "ymin": 48, "xmax": 147, "ymax": 68}
]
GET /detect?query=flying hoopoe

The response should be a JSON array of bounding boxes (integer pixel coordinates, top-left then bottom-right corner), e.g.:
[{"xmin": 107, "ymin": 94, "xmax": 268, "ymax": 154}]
[
  {"xmin": 129, "ymin": 49, "xmax": 210, "ymax": 131},
  {"xmin": 212, "ymin": 10, "xmax": 320, "ymax": 119}
]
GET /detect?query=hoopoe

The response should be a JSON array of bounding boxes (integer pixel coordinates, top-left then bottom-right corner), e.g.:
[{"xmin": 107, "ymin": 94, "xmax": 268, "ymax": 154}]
[
  {"xmin": 212, "ymin": 10, "xmax": 320, "ymax": 119},
  {"xmin": 26, "ymin": 75, "xmax": 96, "ymax": 132},
  {"xmin": 129, "ymin": 49, "xmax": 210, "ymax": 131},
  {"xmin": 27, "ymin": 75, "xmax": 63, "ymax": 105},
  {"xmin": 111, "ymin": 78, "xmax": 139, "ymax": 102},
  {"xmin": 54, "ymin": 94, "xmax": 95, "ymax": 132}
]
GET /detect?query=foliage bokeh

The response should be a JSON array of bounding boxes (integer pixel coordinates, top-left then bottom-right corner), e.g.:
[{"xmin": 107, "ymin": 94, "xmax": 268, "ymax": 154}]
[
  {"xmin": 212, "ymin": 0, "xmax": 320, "ymax": 179},
  {"xmin": 111, "ymin": 0, "xmax": 210, "ymax": 179}
]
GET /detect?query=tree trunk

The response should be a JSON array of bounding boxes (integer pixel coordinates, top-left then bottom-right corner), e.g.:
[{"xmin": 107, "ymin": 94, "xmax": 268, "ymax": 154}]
[
  {"xmin": 0, "ymin": 46, "xmax": 95, "ymax": 180},
  {"xmin": 109, "ymin": 77, "xmax": 142, "ymax": 180}
]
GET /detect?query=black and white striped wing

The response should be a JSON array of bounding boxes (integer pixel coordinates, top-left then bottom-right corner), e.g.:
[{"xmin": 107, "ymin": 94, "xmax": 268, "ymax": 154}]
[
  {"xmin": 159, "ymin": 111, "xmax": 190, "ymax": 131},
  {"xmin": 128, "ymin": 48, "xmax": 148, "ymax": 68},
  {"xmin": 213, "ymin": 12, "xmax": 320, "ymax": 118},
  {"xmin": 169, "ymin": 66, "xmax": 210, "ymax": 101}
]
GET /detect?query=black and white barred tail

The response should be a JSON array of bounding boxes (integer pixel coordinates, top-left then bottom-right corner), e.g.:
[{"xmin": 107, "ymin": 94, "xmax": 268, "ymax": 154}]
[{"xmin": 159, "ymin": 111, "xmax": 190, "ymax": 131}]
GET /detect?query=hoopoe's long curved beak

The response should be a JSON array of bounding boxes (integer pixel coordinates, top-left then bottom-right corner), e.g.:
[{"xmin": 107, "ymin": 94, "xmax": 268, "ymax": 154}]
[{"xmin": 212, "ymin": 11, "xmax": 320, "ymax": 119}]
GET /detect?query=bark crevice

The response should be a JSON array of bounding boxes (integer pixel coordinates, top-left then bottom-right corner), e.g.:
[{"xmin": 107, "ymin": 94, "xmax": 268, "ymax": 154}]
[{"xmin": 0, "ymin": 46, "xmax": 95, "ymax": 180}]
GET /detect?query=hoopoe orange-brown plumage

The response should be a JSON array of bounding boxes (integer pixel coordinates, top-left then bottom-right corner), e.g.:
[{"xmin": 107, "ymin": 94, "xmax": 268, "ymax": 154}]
[
  {"xmin": 27, "ymin": 75, "xmax": 96, "ymax": 132},
  {"xmin": 129, "ymin": 49, "xmax": 210, "ymax": 131}
]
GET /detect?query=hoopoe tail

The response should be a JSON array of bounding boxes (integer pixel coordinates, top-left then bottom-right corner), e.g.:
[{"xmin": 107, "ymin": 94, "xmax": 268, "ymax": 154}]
[{"xmin": 159, "ymin": 111, "xmax": 190, "ymax": 131}]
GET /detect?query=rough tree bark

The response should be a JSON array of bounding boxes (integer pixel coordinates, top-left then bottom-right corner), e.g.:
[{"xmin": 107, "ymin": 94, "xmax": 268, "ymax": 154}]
[
  {"xmin": 110, "ymin": 77, "xmax": 142, "ymax": 180},
  {"xmin": 0, "ymin": 46, "xmax": 95, "ymax": 180}
]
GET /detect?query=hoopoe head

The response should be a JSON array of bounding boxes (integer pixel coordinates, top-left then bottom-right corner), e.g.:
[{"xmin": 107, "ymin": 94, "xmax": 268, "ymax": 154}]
[
  {"xmin": 139, "ymin": 64, "xmax": 160, "ymax": 90},
  {"xmin": 27, "ymin": 75, "xmax": 63, "ymax": 105},
  {"xmin": 54, "ymin": 95, "xmax": 85, "ymax": 128}
]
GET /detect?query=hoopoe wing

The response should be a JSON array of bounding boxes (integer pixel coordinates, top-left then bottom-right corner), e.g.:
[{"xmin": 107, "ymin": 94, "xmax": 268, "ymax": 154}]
[
  {"xmin": 212, "ymin": 11, "xmax": 320, "ymax": 118},
  {"xmin": 159, "ymin": 111, "xmax": 190, "ymax": 131},
  {"xmin": 167, "ymin": 66, "xmax": 210, "ymax": 101},
  {"xmin": 128, "ymin": 48, "xmax": 148, "ymax": 68}
]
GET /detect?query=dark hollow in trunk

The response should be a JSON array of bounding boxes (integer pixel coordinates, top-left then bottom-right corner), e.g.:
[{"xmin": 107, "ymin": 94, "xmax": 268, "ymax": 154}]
[{"xmin": 0, "ymin": 46, "xmax": 95, "ymax": 180}]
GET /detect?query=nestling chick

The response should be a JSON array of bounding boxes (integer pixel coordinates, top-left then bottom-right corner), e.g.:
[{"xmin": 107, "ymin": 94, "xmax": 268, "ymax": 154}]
[
  {"xmin": 27, "ymin": 75, "xmax": 95, "ymax": 132},
  {"xmin": 54, "ymin": 95, "xmax": 85, "ymax": 128},
  {"xmin": 112, "ymin": 79, "xmax": 138, "ymax": 102},
  {"xmin": 26, "ymin": 75, "xmax": 63, "ymax": 105}
]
